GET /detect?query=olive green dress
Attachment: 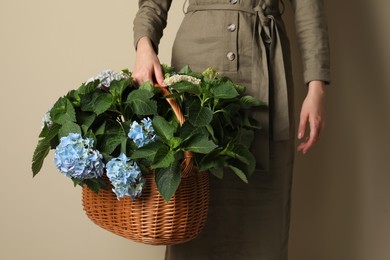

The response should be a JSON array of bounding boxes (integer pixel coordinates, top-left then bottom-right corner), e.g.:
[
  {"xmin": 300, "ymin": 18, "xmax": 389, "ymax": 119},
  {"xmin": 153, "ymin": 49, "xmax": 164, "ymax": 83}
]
[{"xmin": 133, "ymin": 0, "xmax": 330, "ymax": 259}]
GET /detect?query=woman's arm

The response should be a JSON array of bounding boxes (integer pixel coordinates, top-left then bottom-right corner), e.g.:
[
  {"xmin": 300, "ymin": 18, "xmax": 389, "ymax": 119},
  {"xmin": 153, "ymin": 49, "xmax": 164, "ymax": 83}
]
[
  {"xmin": 132, "ymin": 0, "xmax": 172, "ymax": 85},
  {"xmin": 290, "ymin": 0, "xmax": 330, "ymax": 153}
]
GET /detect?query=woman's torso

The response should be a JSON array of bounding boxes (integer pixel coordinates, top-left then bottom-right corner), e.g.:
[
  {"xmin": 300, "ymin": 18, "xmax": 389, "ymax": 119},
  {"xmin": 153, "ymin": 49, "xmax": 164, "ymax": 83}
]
[{"xmin": 171, "ymin": 0, "xmax": 288, "ymax": 92}]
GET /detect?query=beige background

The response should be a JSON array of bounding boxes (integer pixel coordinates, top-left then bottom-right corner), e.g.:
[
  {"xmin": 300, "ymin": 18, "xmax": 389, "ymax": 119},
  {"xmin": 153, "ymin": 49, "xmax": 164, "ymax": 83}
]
[{"xmin": 1, "ymin": 0, "xmax": 389, "ymax": 259}]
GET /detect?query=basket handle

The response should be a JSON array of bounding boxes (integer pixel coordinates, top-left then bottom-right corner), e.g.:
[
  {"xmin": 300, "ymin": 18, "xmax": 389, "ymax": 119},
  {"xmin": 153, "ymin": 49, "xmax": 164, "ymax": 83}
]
[
  {"xmin": 156, "ymin": 85, "xmax": 186, "ymax": 126},
  {"xmin": 155, "ymin": 84, "xmax": 194, "ymax": 177}
]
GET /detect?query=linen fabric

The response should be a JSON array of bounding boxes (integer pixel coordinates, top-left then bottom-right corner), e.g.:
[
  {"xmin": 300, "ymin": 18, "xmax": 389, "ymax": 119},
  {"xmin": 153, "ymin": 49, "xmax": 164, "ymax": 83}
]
[{"xmin": 133, "ymin": 0, "xmax": 330, "ymax": 259}]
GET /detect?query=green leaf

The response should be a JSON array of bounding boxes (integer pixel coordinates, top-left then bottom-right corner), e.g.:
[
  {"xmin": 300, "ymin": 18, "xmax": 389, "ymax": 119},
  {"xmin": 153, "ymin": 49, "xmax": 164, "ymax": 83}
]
[
  {"xmin": 42, "ymin": 124, "xmax": 61, "ymax": 143},
  {"xmin": 131, "ymin": 142, "xmax": 164, "ymax": 161},
  {"xmin": 152, "ymin": 148, "xmax": 175, "ymax": 169},
  {"xmin": 205, "ymin": 124, "xmax": 217, "ymax": 143},
  {"xmin": 33, "ymin": 124, "xmax": 61, "ymax": 175},
  {"xmin": 184, "ymin": 134, "xmax": 217, "ymax": 154},
  {"xmin": 188, "ymin": 101, "xmax": 213, "ymax": 127},
  {"xmin": 79, "ymin": 93, "xmax": 95, "ymax": 112},
  {"xmin": 68, "ymin": 90, "xmax": 80, "ymax": 106},
  {"xmin": 84, "ymin": 178, "xmax": 106, "ymax": 193},
  {"xmin": 178, "ymin": 65, "xmax": 192, "ymax": 74},
  {"xmin": 139, "ymin": 81, "xmax": 160, "ymax": 94},
  {"xmin": 225, "ymin": 145, "xmax": 256, "ymax": 177},
  {"xmin": 120, "ymin": 135, "xmax": 128, "ymax": 154},
  {"xmin": 227, "ymin": 151, "xmax": 249, "ymax": 165},
  {"xmin": 234, "ymin": 84, "xmax": 246, "ymax": 94},
  {"xmin": 236, "ymin": 128, "xmax": 255, "ymax": 147},
  {"xmin": 39, "ymin": 124, "xmax": 49, "ymax": 138},
  {"xmin": 240, "ymin": 95, "xmax": 265, "ymax": 108},
  {"xmin": 220, "ymin": 103, "xmax": 241, "ymax": 127},
  {"xmin": 108, "ymin": 78, "xmax": 131, "ymax": 98},
  {"xmin": 58, "ymin": 121, "xmax": 82, "ymax": 138},
  {"xmin": 78, "ymin": 112, "xmax": 96, "ymax": 133},
  {"xmin": 179, "ymin": 122, "xmax": 206, "ymax": 141},
  {"xmin": 155, "ymin": 161, "xmax": 181, "ymax": 202},
  {"xmin": 77, "ymin": 80, "xmax": 99, "ymax": 95},
  {"xmin": 72, "ymin": 178, "xmax": 84, "ymax": 187},
  {"xmin": 162, "ymin": 64, "xmax": 175, "ymax": 75},
  {"xmin": 101, "ymin": 136, "xmax": 124, "ymax": 154},
  {"xmin": 242, "ymin": 116, "xmax": 262, "ymax": 130},
  {"xmin": 32, "ymin": 140, "xmax": 51, "ymax": 176},
  {"xmin": 212, "ymin": 81, "xmax": 239, "ymax": 99},
  {"xmin": 152, "ymin": 115, "xmax": 175, "ymax": 142},
  {"xmin": 168, "ymin": 137, "xmax": 182, "ymax": 149},
  {"xmin": 169, "ymin": 81, "xmax": 201, "ymax": 95},
  {"xmin": 228, "ymin": 165, "xmax": 248, "ymax": 183},
  {"xmin": 210, "ymin": 116, "xmax": 224, "ymax": 141},
  {"xmin": 210, "ymin": 167, "xmax": 224, "ymax": 179},
  {"xmin": 100, "ymin": 130, "xmax": 127, "ymax": 154},
  {"xmin": 50, "ymin": 97, "xmax": 76, "ymax": 125},
  {"xmin": 198, "ymin": 149, "xmax": 224, "ymax": 171},
  {"xmin": 94, "ymin": 121, "xmax": 106, "ymax": 136},
  {"xmin": 126, "ymin": 88, "xmax": 157, "ymax": 115},
  {"xmin": 221, "ymin": 103, "xmax": 241, "ymax": 115},
  {"xmin": 93, "ymin": 93, "xmax": 114, "ymax": 115}
]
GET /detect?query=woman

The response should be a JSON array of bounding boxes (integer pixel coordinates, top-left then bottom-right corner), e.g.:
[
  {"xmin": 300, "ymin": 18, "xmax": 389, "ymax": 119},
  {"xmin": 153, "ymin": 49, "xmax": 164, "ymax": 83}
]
[{"xmin": 133, "ymin": 0, "xmax": 330, "ymax": 259}]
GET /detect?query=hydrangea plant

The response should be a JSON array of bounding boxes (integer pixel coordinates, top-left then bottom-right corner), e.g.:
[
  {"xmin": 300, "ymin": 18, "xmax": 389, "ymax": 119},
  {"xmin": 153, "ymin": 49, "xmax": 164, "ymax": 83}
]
[{"xmin": 32, "ymin": 65, "xmax": 264, "ymax": 201}]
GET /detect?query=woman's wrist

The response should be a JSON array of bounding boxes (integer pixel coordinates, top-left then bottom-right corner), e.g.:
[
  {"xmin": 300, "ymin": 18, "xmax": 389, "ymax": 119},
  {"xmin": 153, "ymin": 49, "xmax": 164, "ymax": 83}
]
[
  {"xmin": 136, "ymin": 37, "xmax": 154, "ymax": 52},
  {"xmin": 307, "ymin": 80, "xmax": 325, "ymax": 97}
]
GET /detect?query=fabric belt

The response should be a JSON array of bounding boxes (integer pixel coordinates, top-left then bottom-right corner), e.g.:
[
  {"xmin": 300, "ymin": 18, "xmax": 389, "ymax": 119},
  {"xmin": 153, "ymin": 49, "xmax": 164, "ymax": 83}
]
[{"xmin": 186, "ymin": 2, "xmax": 290, "ymax": 170}]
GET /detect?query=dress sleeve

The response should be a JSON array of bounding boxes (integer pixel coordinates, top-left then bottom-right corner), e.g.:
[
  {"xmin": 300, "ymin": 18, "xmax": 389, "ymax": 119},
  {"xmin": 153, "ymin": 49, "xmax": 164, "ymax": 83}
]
[
  {"xmin": 133, "ymin": 0, "xmax": 173, "ymax": 53},
  {"xmin": 289, "ymin": 0, "xmax": 331, "ymax": 84}
]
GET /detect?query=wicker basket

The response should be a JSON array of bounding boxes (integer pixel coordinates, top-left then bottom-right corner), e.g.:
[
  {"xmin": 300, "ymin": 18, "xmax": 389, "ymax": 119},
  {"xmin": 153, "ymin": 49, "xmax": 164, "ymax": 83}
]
[{"xmin": 82, "ymin": 86, "xmax": 209, "ymax": 245}]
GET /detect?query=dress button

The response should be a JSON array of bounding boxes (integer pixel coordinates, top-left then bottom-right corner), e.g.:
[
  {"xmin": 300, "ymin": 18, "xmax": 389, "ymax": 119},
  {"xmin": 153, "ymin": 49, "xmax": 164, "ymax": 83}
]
[
  {"xmin": 227, "ymin": 52, "xmax": 236, "ymax": 61},
  {"xmin": 229, "ymin": 0, "xmax": 238, "ymax": 4},
  {"xmin": 227, "ymin": 24, "xmax": 236, "ymax": 32}
]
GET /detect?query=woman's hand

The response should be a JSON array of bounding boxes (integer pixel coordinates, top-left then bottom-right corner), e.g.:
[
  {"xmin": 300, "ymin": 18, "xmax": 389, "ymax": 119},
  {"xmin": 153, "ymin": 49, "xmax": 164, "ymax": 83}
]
[
  {"xmin": 297, "ymin": 80, "xmax": 326, "ymax": 154},
  {"xmin": 132, "ymin": 36, "xmax": 166, "ymax": 86}
]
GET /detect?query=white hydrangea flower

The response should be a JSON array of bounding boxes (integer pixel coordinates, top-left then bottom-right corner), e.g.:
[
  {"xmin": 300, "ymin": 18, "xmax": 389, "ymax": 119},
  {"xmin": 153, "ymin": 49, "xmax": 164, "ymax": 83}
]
[
  {"xmin": 41, "ymin": 107, "xmax": 53, "ymax": 128},
  {"xmin": 164, "ymin": 74, "xmax": 201, "ymax": 86},
  {"xmin": 85, "ymin": 69, "xmax": 130, "ymax": 88}
]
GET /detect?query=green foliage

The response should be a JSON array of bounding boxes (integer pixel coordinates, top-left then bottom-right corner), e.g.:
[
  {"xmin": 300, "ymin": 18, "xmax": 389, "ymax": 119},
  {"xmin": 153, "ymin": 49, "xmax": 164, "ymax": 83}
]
[
  {"xmin": 59, "ymin": 121, "xmax": 82, "ymax": 138},
  {"xmin": 184, "ymin": 134, "xmax": 217, "ymax": 154},
  {"xmin": 31, "ymin": 65, "xmax": 264, "ymax": 201},
  {"xmin": 131, "ymin": 142, "xmax": 164, "ymax": 162},
  {"xmin": 152, "ymin": 116, "xmax": 175, "ymax": 142},
  {"xmin": 51, "ymin": 97, "xmax": 76, "ymax": 125},
  {"xmin": 211, "ymin": 81, "xmax": 239, "ymax": 99},
  {"xmin": 152, "ymin": 148, "xmax": 175, "ymax": 169},
  {"xmin": 188, "ymin": 101, "xmax": 213, "ymax": 127},
  {"xmin": 32, "ymin": 124, "xmax": 61, "ymax": 176},
  {"xmin": 126, "ymin": 88, "xmax": 157, "ymax": 115},
  {"xmin": 155, "ymin": 161, "xmax": 181, "ymax": 202},
  {"xmin": 169, "ymin": 81, "xmax": 201, "ymax": 95}
]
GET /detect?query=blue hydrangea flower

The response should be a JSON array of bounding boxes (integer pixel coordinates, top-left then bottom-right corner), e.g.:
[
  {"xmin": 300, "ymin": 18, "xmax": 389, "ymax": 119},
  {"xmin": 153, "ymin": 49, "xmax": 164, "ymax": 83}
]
[
  {"xmin": 54, "ymin": 133, "xmax": 104, "ymax": 180},
  {"xmin": 128, "ymin": 117, "xmax": 157, "ymax": 148},
  {"xmin": 106, "ymin": 153, "xmax": 144, "ymax": 200}
]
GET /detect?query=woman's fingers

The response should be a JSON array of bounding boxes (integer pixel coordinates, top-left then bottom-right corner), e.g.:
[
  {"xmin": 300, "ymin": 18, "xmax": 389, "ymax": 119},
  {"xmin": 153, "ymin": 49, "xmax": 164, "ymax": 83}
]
[
  {"xmin": 297, "ymin": 112, "xmax": 308, "ymax": 140},
  {"xmin": 297, "ymin": 81, "xmax": 325, "ymax": 154},
  {"xmin": 133, "ymin": 36, "xmax": 164, "ymax": 86},
  {"xmin": 297, "ymin": 117, "xmax": 321, "ymax": 154},
  {"xmin": 154, "ymin": 63, "xmax": 166, "ymax": 87}
]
